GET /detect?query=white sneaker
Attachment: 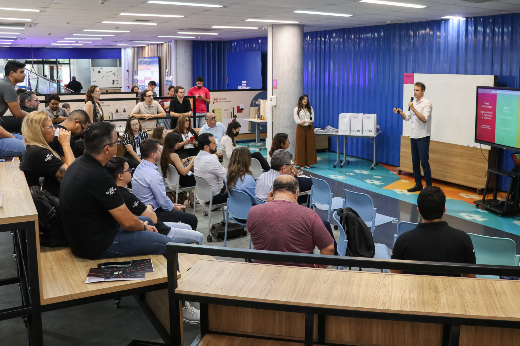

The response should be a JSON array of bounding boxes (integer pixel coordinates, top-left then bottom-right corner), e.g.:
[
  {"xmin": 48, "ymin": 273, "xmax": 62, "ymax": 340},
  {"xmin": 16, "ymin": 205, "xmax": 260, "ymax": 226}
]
[{"xmin": 182, "ymin": 302, "xmax": 200, "ymax": 324}]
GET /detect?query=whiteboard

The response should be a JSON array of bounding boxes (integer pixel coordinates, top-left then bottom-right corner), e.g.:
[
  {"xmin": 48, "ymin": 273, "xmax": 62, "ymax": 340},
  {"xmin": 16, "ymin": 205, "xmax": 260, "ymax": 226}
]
[
  {"xmin": 402, "ymin": 73, "xmax": 494, "ymax": 148},
  {"xmin": 91, "ymin": 67, "xmax": 122, "ymax": 88}
]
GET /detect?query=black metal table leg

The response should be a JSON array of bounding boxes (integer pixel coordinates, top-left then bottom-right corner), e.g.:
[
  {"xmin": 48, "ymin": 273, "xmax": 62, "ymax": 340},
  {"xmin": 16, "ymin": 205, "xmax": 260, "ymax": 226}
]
[{"xmin": 304, "ymin": 313, "xmax": 314, "ymax": 346}]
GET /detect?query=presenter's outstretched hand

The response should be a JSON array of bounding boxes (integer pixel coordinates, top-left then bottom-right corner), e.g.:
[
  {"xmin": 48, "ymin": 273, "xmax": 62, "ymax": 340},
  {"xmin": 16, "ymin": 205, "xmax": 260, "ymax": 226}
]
[{"xmin": 393, "ymin": 108, "xmax": 402, "ymax": 115}]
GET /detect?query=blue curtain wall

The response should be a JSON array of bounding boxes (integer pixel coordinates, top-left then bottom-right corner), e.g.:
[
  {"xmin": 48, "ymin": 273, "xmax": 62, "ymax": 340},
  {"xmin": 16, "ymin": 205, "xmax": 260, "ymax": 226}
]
[
  {"xmin": 194, "ymin": 14, "xmax": 520, "ymax": 190},
  {"xmin": 192, "ymin": 37, "xmax": 267, "ymax": 90}
]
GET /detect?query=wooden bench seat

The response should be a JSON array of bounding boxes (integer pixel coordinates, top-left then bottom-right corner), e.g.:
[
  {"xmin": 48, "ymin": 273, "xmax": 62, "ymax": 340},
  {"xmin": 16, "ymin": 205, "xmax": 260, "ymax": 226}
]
[
  {"xmin": 39, "ymin": 247, "xmax": 169, "ymax": 305},
  {"xmin": 198, "ymin": 334, "xmax": 307, "ymax": 346}
]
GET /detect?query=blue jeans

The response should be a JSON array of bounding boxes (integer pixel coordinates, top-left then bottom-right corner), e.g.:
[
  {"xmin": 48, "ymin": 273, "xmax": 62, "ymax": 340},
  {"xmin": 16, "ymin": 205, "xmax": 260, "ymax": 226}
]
[
  {"xmin": 410, "ymin": 136, "xmax": 432, "ymax": 187},
  {"xmin": 0, "ymin": 133, "xmax": 24, "ymax": 157},
  {"xmin": 164, "ymin": 222, "xmax": 204, "ymax": 245},
  {"xmin": 99, "ymin": 217, "xmax": 172, "ymax": 258},
  {"xmin": 195, "ymin": 113, "xmax": 206, "ymax": 128}
]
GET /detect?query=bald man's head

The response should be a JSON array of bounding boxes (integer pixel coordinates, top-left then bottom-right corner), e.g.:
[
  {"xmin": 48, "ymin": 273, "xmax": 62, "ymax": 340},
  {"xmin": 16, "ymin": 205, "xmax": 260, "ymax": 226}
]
[{"xmin": 273, "ymin": 175, "xmax": 299, "ymax": 195}]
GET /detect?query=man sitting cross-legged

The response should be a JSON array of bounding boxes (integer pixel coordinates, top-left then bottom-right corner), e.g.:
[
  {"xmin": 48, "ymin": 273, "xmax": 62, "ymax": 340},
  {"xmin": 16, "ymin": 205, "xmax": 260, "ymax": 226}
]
[
  {"xmin": 60, "ymin": 121, "xmax": 172, "ymax": 260},
  {"xmin": 105, "ymin": 156, "xmax": 203, "ymax": 245}
]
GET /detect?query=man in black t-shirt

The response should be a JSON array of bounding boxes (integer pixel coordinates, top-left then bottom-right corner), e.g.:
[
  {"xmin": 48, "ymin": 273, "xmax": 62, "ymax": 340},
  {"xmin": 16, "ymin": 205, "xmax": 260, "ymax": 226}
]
[
  {"xmin": 170, "ymin": 86, "xmax": 192, "ymax": 129},
  {"xmin": 59, "ymin": 122, "xmax": 172, "ymax": 260},
  {"xmin": 105, "ymin": 156, "xmax": 204, "ymax": 245},
  {"xmin": 391, "ymin": 186, "xmax": 476, "ymax": 277},
  {"xmin": 49, "ymin": 110, "xmax": 90, "ymax": 159}
]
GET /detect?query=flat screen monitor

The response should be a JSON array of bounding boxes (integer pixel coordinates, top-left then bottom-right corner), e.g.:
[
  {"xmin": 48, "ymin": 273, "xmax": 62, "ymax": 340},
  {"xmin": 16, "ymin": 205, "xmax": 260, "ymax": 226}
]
[
  {"xmin": 137, "ymin": 56, "xmax": 160, "ymax": 95},
  {"xmin": 475, "ymin": 86, "xmax": 520, "ymax": 151}
]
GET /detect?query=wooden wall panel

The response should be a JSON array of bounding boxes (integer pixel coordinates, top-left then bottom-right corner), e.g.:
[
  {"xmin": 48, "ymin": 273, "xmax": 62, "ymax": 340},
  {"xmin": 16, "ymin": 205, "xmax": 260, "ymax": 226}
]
[{"xmin": 460, "ymin": 326, "xmax": 520, "ymax": 346}]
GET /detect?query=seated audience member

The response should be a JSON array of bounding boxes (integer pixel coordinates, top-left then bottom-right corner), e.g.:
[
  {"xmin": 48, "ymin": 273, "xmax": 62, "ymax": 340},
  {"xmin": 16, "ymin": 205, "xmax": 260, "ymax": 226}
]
[
  {"xmin": 130, "ymin": 89, "xmax": 165, "ymax": 120},
  {"xmin": 49, "ymin": 110, "xmax": 90, "ymax": 160},
  {"xmin": 227, "ymin": 147, "xmax": 256, "ymax": 205},
  {"xmin": 20, "ymin": 111, "xmax": 74, "ymax": 197},
  {"xmin": 20, "ymin": 91, "xmax": 40, "ymax": 113},
  {"xmin": 0, "ymin": 61, "xmax": 28, "ymax": 134},
  {"xmin": 269, "ymin": 132, "xmax": 290, "ymax": 157},
  {"xmin": 194, "ymin": 133, "xmax": 228, "ymax": 205},
  {"xmin": 60, "ymin": 122, "xmax": 172, "ymax": 260},
  {"xmin": 152, "ymin": 126, "xmax": 166, "ymax": 147},
  {"xmin": 391, "ymin": 186, "xmax": 476, "ymax": 277},
  {"xmin": 247, "ymin": 175, "xmax": 335, "ymax": 267},
  {"xmin": 173, "ymin": 114, "xmax": 199, "ymax": 159},
  {"xmin": 62, "ymin": 103, "xmax": 71, "ymax": 114},
  {"xmin": 255, "ymin": 149, "xmax": 311, "ymax": 202},
  {"xmin": 45, "ymin": 94, "xmax": 69, "ymax": 124},
  {"xmin": 132, "ymin": 138, "xmax": 198, "ymax": 230},
  {"xmin": 122, "ymin": 116, "xmax": 149, "ymax": 169},
  {"xmin": 221, "ymin": 121, "xmax": 270, "ymax": 171},
  {"xmin": 198, "ymin": 112, "xmax": 226, "ymax": 151},
  {"xmin": 0, "ymin": 125, "xmax": 24, "ymax": 158},
  {"xmin": 2, "ymin": 88, "xmax": 26, "ymax": 117},
  {"xmin": 160, "ymin": 131, "xmax": 196, "ymax": 188},
  {"xmin": 106, "ymin": 156, "xmax": 203, "ymax": 245}
]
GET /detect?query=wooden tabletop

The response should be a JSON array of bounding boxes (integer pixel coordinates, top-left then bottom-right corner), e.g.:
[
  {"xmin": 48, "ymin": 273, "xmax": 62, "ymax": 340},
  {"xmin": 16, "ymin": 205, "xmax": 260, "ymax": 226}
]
[
  {"xmin": 40, "ymin": 247, "xmax": 172, "ymax": 305},
  {"xmin": 0, "ymin": 161, "xmax": 38, "ymax": 225},
  {"xmin": 177, "ymin": 260, "xmax": 520, "ymax": 322}
]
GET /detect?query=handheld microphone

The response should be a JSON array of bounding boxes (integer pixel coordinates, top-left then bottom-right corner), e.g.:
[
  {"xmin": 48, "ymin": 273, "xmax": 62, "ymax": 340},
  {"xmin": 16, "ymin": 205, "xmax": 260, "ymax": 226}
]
[{"xmin": 408, "ymin": 97, "xmax": 413, "ymax": 111}]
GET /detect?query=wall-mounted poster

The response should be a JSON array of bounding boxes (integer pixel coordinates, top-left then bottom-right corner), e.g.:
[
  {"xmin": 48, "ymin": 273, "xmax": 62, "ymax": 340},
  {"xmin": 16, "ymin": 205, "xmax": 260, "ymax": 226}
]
[
  {"xmin": 91, "ymin": 67, "xmax": 122, "ymax": 88},
  {"xmin": 138, "ymin": 57, "xmax": 160, "ymax": 95}
]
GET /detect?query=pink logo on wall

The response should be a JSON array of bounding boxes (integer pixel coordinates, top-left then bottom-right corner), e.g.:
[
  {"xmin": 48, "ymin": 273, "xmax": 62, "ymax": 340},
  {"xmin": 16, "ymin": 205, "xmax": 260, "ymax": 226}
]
[{"xmin": 404, "ymin": 73, "xmax": 414, "ymax": 84}]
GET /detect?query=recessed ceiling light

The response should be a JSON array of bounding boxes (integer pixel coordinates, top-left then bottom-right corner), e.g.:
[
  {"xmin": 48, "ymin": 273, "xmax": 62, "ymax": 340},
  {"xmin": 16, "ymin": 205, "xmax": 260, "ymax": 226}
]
[
  {"xmin": 0, "ymin": 39, "xmax": 15, "ymax": 42},
  {"xmin": 117, "ymin": 44, "xmax": 130, "ymax": 45},
  {"xmin": 359, "ymin": 0, "xmax": 426, "ymax": 9},
  {"xmin": 0, "ymin": 36, "xmax": 17, "ymax": 38},
  {"xmin": 57, "ymin": 41, "xmax": 76, "ymax": 43},
  {"xmin": 120, "ymin": 13, "xmax": 184, "ymax": 18},
  {"xmin": 158, "ymin": 35, "xmax": 196, "ymax": 38},
  {"xmin": 74, "ymin": 34, "xmax": 114, "ymax": 37},
  {"xmin": 0, "ymin": 26, "xmax": 24, "ymax": 30},
  {"xmin": 294, "ymin": 10, "xmax": 352, "ymax": 17},
  {"xmin": 147, "ymin": 1, "xmax": 223, "ymax": 8},
  {"xmin": 102, "ymin": 21, "xmax": 157, "ymax": 26},
  {"xmin": 0, "ymin": 7, "xmax": 39, "ymax": 12},
  {"xmin": 177, "ymin": 32, "xmax": 218, "ymax": 35},
  {"xmin": 65, "ymin": 37, "xmax": 102, "ymax": 40},
  {"xmin": 442, "ymin": 16, "xmax": 465, "ymax": 20},
  {"xmin": 211, "ymin": 26, "xmax": 258, "ymax": 30},
  {"xmin": 52, "ymin": 43, "xmax": 72, "ymax": 45},
  {"xmin": 0, "ymin": 32, "xmax": 21, "ymax": 35},
  {"xmin": 0, "ymin": 43, "xmax": 12, "ymax": 45},
  {"xmin": 245, "ymin": 19, "xmax": 299, "ymax": 24},
  {"xmin": 77, "ymin": 41, "xmax": 92, "ymax": 43},
  {"xmin": 133, "ymin": 40, "xmax": 165, "ymax": 43},
  {"xmin": 0, "ymin": 17, "xmax": 32, "ymax": 22},
  {"xmin": 84, "ymin": 29, "xmax": 130, "ymax": 33},
  {"xmin": 70, "ymin": 44, "xmax": 83, "ymax": 46}
]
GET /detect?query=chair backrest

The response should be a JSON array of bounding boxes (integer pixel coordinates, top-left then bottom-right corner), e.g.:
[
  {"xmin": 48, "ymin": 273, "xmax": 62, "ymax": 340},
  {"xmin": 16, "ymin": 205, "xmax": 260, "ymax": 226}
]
[
  {"xmin": 254, "ymin": 197, "xmax": 266, "ymax": 205},
  {"xmin": 250, "ymin": 158, "xmax": 263, "ymax": 179},
  {"xmin": 228, "ymin": 190, "xmax": 254, "ymax": 220},
  {"xmin": 343, "ymin": 189, "xmax": 376, "ymax": 223},
  {"xmin": 222, "ymin": 148, "xmax": 229, "ymax": 168},
  {"xmin": 333, "ymin": 211, "xmax": 348, "ymax": 256},
  {"xmin": 310, "ymin": 176, "xmax": 332, "ymax": 205},
  {"xmin": 194, "ymin": 175, "xmax": 213, "ymax": 203},
  {"xmin": 468, "ymin": 233, "xmax": 518, "ymax": 267},
  {"xmin": 397, "ymin": 221, "xmax": 418, "ymax": 237},
  {"xmin": 166, "ymin": 164, "xmax": 181, "ymax": 188}
]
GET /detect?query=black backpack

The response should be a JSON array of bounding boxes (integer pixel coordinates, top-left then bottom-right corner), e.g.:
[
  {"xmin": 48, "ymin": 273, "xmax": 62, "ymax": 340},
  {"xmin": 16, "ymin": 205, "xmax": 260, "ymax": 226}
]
[
  {"xmin": 337, "ymin": 207, "xmax": 375, "ymax": 258},
  {"xmin": 29, "ymin": 185, "xmax": 68, "ymax": 247}
]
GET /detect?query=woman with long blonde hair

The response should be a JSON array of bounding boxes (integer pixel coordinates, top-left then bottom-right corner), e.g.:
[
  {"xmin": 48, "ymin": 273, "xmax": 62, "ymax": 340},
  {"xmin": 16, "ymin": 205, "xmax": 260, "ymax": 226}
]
[
  {"xmin": 227, "ymin": 146, "xmax": 256, "ymax": 205},
  {"xmin": 20, "ymin": 111, "xmax": 74, "ymax": 197},
  {"xmin": 173, "ymin": 113, "xmax": 198, "ymax": 159}
]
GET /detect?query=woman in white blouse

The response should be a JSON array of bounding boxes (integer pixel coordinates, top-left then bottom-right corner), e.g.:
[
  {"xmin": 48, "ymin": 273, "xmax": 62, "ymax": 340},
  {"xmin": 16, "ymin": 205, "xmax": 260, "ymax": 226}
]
[{"xmin": 293, "ymin": 94, "xmax": 317, "ymax": 168}]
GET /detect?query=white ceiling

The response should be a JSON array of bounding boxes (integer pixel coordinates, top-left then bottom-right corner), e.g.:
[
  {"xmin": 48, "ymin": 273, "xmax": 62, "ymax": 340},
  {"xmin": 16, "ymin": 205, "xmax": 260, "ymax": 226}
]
[{"xmin": 0, "ymin": 0, "xmax": 519, "ymax": 48}]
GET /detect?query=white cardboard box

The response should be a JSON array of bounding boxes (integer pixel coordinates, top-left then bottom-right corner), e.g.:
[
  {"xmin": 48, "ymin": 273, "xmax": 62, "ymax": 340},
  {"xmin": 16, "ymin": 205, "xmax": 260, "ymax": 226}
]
[
  {"xmin": 362, "ymin": 114, "xmax": 377, "ymax": 136},
  {"xmin": 350, "ymin": 113, "xmax": 363, "ymax": 135},
  {"xmin": 338, "ymin": 113, "xmax": 352, "ymax": 135}
]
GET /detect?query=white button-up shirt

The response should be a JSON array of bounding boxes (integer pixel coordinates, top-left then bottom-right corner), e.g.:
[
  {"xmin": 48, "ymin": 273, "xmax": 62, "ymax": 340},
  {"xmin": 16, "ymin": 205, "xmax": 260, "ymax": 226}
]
[
  {"xmin": 404, "ymin": 97, "xmax": 432, "ymax": 139},
  {"xmin": 294, "ymin": 106, "xmax": 314, "ymax": 126},
  {"xmin": 194, "ymin": 150, "xmax": 227, "ymax": 196}
]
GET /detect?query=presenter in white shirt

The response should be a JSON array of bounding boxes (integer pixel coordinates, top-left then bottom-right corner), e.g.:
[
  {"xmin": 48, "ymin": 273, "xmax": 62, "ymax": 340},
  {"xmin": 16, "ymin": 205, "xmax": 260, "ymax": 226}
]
[
  {"xmin": 393, "ymin": 82, "xmax": 433, "ymax": 192},
  {"xmin": 293, "ymin": 94, "xmax": 317, "ymax": 169}
]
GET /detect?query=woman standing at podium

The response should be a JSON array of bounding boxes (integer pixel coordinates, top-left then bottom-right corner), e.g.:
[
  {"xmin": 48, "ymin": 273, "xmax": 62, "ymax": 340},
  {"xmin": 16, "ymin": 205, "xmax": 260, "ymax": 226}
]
[{"xmin": 293, "ymin": 94, "xmax": 317, "ymax": 169}]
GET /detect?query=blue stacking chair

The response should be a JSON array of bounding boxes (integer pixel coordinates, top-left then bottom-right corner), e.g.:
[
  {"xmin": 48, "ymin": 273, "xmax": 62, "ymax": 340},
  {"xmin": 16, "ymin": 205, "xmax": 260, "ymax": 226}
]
[
  {"xmin": 309, "ymin": 177, "xmax": 344, "ymax": 223},
  {"xmin": 224, "ymin": 190, "xmax": 254, "ymax": 248},
  {"xmin": 393, "ymin": 221, "xmax": 418, "ymax": 246},
  {"xmin": 333, "ymin": 211, "xmax": 391, "ymax": 272},
  {"xmin": 468, "ymin": 233, "xmax": 520, "ymax": 279},
  {"xmin": 343, "ymin": 189, "xmax": 377, "ymax": 233}
]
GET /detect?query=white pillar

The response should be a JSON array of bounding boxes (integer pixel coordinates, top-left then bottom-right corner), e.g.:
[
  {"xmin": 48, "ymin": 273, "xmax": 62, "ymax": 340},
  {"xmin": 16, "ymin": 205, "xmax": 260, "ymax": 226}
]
[
  {"xmin": 173, "ymin": 40, "xmax": 193, "ymax": 89},
  {"xmin": 266, "ymin": 25, "xmax": 273, "ymax": 156},
  {"xmin": 272, "ymin": 24, "xmax": 304, "ymax": 157}
]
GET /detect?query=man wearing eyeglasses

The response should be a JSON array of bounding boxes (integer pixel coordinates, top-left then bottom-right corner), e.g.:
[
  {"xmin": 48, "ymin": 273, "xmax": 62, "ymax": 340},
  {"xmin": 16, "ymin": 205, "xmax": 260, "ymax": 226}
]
[
  {"xmin": 60, "ymin": 122, "xmax": 173, "ymax": 260},
  {"xmin": 130, "ymin": 90, "xmax": 165, "ymax": 120},
  {"xmin": 198, "ymin": 112, "xmax": 226, "ymax": 153},
  {"xmin": 19, "ymin": 91, "xmax": 40, "ymax": 113},
  {"xmin": 49, "ymin": 110, "xmax": 91, "ymax": 160}
]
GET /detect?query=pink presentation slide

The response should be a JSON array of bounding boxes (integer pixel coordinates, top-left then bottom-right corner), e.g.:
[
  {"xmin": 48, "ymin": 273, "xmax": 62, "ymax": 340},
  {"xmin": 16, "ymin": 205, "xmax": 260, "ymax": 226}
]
[{"xmin": 476, "ymin": 91, "xmax": 497, "ymax": 143}]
